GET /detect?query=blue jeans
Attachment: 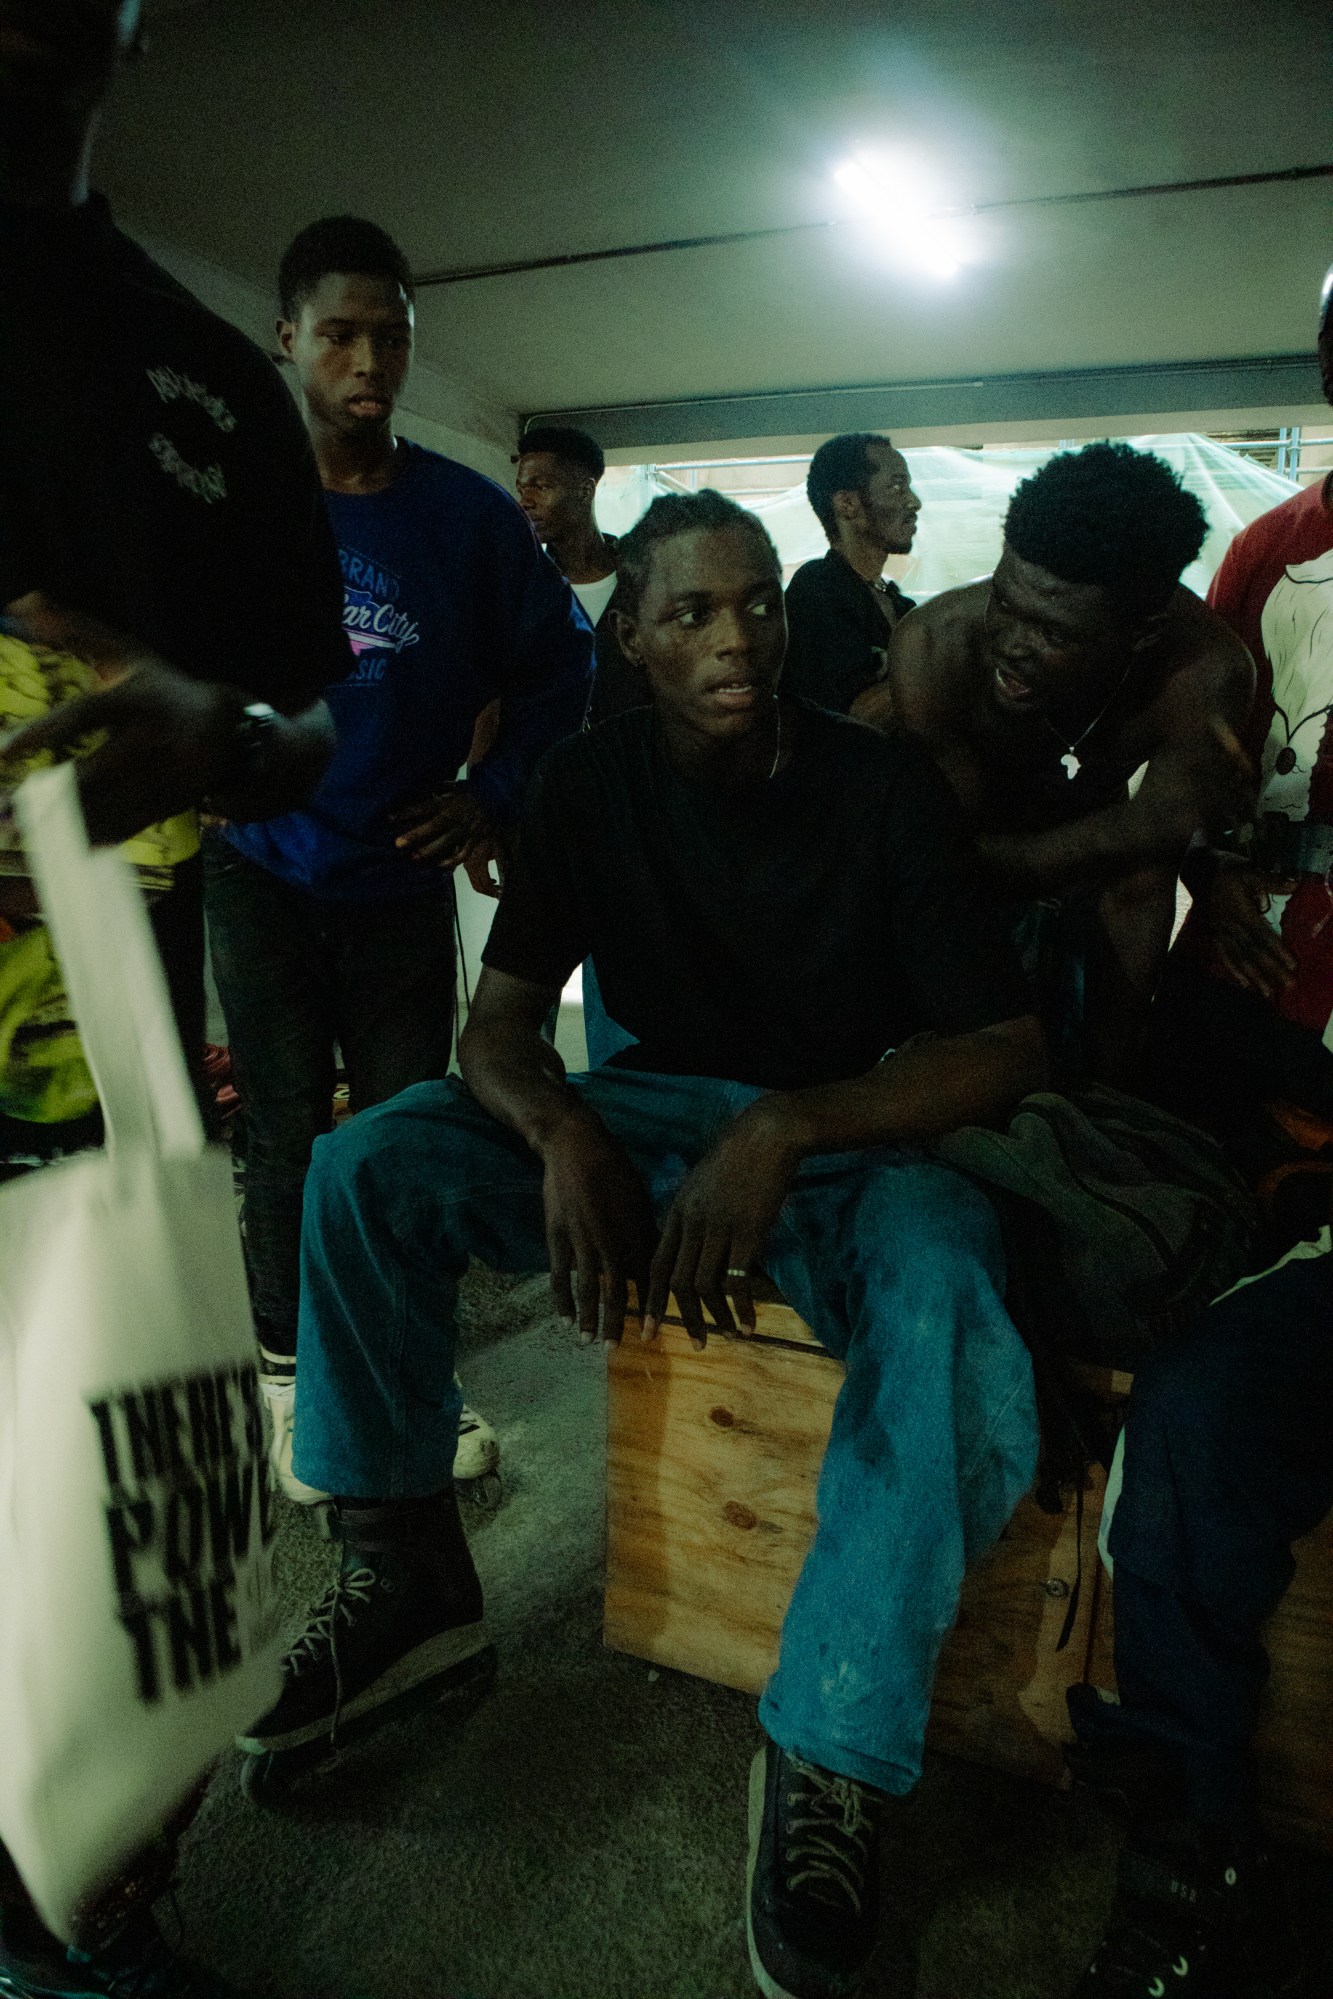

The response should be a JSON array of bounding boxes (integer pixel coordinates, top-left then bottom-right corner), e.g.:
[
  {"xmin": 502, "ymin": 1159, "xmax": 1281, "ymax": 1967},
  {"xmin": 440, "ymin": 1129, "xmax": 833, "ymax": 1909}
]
[
  {"xmin": 293, "ymin": 1067, "xmax": 1037, "ymax": 1793},
  {"xmin": 580, "ymin": 958, "xmax": 637, "ymax": 1069},
  {"xmin": 203, "ymin": 835, "xmax": 456, "ymax": 1357},
  {"xmin": 1073, "ymin": 1245, "xmax": 1333, "ymax": 1828}
]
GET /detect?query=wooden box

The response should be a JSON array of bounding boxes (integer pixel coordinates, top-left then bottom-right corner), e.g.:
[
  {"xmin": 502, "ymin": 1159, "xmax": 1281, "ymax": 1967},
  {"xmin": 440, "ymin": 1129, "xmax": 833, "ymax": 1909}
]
[
  {"xmin": 605, "ymin": 1300, "xmax": 1101, "ymax": 1790},
  {"xmin": 604, "ymin": 1303, "xmax": 1333, "ymax": 1847}
]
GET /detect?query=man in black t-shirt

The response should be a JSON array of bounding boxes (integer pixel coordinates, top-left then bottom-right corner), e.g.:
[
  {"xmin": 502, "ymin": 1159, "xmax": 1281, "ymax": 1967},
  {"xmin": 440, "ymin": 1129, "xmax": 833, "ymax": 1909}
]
[
  {"xmin": 782, "ymin": 432, "xmax": 919, "ymax": 715},
  {"xmin": 0, "ymin": 6, "xmax": 348, "ymax": 1996},
  {"xmin": 248, "ymin": 492, "xmax": 1047, "ymax": 1999},
  {"xmin": 0, "ymin": 12, "xmax": 350, "ymax": 1095}
]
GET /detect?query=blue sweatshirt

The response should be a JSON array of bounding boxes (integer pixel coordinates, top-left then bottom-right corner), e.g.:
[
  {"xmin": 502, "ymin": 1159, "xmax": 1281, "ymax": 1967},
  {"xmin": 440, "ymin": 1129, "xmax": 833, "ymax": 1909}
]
[{"xmin": 225, "ymin": 441, "xmax": 594, "ymax": 899}]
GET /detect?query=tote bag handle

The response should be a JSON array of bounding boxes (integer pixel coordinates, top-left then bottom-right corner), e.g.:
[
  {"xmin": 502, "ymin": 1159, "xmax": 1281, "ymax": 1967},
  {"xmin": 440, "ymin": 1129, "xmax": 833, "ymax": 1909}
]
[{"xmin": 14, "ymin": 763, "xmax": 205, "ymax": 1161}]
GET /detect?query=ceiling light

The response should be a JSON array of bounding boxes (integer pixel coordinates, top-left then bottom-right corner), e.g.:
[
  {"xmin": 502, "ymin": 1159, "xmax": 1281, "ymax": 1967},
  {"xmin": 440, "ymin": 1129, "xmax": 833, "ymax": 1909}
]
[{"xmin": 833, "ymin": 151, "xmax": 972, "ymax": 280}]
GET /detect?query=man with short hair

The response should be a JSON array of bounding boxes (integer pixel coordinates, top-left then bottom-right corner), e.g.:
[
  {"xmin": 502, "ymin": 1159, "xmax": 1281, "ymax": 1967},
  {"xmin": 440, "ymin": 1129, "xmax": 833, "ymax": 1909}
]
[
  {"xmin": 0, "ymin": 4, "xmax": 350, "ymax": 1992},
  {"xmin": 514, "ymin": 421, "xmax": 641, "ymax": 1062},
  {"xmin": 782, "ymin": 431, "xmax": 920, "ymax": 714},
  {"xmin": 205, "ymin": 217, "xmax": 595, "ymax": 1504},
  {"xmin": 868, "ymin": 442, "xmax": 1255, "ymax": 1076},
  {"xmin": 240, "ymin": 490, "xmax": 1048, "ymax": 1999},
  {"xmin": 514, "ymin": 421, "xmax": 647, "ymax": 724}
]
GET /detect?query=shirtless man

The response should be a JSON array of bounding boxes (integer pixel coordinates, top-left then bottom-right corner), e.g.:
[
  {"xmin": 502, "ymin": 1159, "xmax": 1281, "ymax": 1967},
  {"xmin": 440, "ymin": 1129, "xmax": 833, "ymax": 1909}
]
[{"xmin": 862, "ymin": 441, "xmax": 1255, "ymax": 1076}]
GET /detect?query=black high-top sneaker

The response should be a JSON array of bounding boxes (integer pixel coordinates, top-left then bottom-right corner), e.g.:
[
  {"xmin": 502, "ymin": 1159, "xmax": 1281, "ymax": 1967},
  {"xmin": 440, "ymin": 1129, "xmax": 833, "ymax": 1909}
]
[
  {"xmin": 1075, "ymin": 1818, "xmax": 1305, "ymax": 1998},
  {"xmin": 746, "ymin": 1736, "xmax": 885, "ymax": 1999},
  {"xmin": 236, "ymin": 1488, "xmax": 493, "ymax": 1784}
]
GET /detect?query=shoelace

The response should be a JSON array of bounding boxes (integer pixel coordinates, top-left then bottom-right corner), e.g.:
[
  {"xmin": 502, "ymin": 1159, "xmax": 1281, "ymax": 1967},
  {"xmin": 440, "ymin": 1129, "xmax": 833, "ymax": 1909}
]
[
  {"xmin": 283, "ymin": 1565, "xmax": 378, "ymax": 1747},
  {"xmin": 780, "ymin": 1755, "xmax": 877, "ymax": 1916}
]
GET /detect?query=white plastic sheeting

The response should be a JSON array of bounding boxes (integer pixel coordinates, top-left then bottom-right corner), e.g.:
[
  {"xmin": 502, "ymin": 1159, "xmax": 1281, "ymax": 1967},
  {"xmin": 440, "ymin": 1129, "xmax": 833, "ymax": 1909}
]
[{"xmin": 597, "ymin": 435, "xmax": 1300, "ymax": 602}]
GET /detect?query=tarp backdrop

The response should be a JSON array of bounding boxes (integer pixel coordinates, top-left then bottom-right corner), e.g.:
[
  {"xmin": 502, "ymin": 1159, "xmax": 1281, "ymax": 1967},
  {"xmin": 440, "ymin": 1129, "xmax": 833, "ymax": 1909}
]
[{"xmin": 596, "ymin": 434, "xmax": 1300, "ymax": 601}]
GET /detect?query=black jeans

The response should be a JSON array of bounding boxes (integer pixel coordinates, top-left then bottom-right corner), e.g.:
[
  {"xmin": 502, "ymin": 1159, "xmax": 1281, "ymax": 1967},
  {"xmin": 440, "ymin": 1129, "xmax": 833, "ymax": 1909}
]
[
  {"xmin": 203, "ymin": 834, "xmax": 456, "ymax": 1359},
  {"xmin": 1072, "ymin": 1246, "xmax": 1333, "ymax": 1828}
]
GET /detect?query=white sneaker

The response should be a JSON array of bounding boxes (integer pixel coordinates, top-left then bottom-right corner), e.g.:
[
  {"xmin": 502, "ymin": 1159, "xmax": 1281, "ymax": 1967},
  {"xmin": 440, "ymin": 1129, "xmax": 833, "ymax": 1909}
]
[
  {"xmin": 454, "ymin": 1377, "xmax": 499, "ymax": 1483},
  {"xmin": 259, "ymin": 1363, "xmax": 496, "ymax": 1495},
  {"xmin": 259, "ymin": 1368, "xmax": 331, "ymax": 1507}
]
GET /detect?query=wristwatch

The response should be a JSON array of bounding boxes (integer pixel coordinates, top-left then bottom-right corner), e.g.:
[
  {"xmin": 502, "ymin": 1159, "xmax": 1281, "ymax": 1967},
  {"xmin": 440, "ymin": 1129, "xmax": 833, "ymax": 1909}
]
[
  {"xmin": 203, "ymin": 700, "xmax": 280, "ymax": 816},
  {"xmin": 231, "ymin": 700, "xmax": 280, "ymax": 782}
]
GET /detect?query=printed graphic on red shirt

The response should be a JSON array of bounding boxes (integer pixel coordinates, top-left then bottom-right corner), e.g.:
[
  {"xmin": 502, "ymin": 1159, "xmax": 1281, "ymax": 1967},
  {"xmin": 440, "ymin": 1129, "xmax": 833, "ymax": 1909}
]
[{"xmin": 1258, "ymin": 546, "xmax": 1333, "ymax": 1041}]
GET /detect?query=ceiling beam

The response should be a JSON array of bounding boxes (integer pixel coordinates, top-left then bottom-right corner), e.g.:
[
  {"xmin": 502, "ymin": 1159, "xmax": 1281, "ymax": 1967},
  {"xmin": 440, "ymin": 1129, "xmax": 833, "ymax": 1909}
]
[
  {"xmin": 418, "ymin": 163, "xmax": 1333, "ymax": 288},
  {"xmin": 523, "ymin": 354, "xmax": 1325, "ymax": 450}
]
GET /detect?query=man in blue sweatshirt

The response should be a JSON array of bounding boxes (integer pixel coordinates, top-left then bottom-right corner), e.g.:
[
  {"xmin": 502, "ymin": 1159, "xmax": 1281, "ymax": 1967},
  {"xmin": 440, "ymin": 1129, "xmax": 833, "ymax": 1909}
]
[{"xmin": 204, "ymin": 216, "xmax": 594, "ymax": 1504}]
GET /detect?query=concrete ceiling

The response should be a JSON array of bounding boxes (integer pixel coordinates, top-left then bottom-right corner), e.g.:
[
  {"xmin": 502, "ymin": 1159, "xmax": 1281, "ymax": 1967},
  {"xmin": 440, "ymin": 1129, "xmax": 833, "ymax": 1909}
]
[{"xmin": 102, "ymin": 0, "xmax": 1333, "ymax": 419}]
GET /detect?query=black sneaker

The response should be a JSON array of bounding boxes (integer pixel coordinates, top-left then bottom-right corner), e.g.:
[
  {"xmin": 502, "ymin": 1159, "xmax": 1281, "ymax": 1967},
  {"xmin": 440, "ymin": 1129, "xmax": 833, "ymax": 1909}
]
[
  {"xmin": 0, "ymin": 1903, "xmax": 242, "ymax": 1997},
  {"xmin": 1075, "ymin": 1821, "xmax": 1304, "ymax": 1997},
  {"xmin": 746, "ymin": 1738, "xmax": 884, "ymax": 1999},
  {"xmin": 237, "ymin": 1496, "xmax": 490, "ymax": 1760}
]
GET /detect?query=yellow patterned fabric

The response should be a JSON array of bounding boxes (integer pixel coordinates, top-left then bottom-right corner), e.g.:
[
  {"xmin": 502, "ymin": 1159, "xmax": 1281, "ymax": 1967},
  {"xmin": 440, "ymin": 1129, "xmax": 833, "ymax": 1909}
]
[{"xmin": 0, "ymin": 636, "xmax": 199, "ymax": 1125}]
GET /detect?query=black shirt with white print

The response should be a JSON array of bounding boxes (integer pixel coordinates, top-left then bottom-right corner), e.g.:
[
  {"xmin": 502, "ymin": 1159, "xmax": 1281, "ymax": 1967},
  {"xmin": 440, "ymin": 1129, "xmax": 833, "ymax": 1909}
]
[{"xmin": 0, "ymin": 193, "xmax": 350, "ymax": 1160}]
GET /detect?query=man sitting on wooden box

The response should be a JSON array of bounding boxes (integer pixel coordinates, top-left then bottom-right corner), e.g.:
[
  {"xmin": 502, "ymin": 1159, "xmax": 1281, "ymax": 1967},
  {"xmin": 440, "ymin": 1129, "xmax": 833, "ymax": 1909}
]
[{"xmin": 244, "ymin": 489, "xmax": 1049, "ymax": 1999}]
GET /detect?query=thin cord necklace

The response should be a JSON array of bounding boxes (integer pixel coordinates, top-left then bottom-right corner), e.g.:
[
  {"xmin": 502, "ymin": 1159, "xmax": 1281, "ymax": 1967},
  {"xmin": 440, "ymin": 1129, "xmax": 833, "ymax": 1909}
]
[
  {"xmin": 1046, "ymin": 657, "xmax": 1140, "ymax": 780},
  {"xmin": 766, "ymin": 700, "xmax": 783, "ymax": 780}
]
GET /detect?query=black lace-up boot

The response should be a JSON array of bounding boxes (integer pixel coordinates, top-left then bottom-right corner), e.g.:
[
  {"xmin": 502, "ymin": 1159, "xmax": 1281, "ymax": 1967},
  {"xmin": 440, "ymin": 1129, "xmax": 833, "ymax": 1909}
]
[
  {"xmin": 746, "ymin": 1736, "xmax": 885, "ymax": 1999},
  {"xmin": 236, "ymin": 1488, "xmax": 491, "ymax": 1769},
  {"xmin": 1075, "ymin": 1818, "xmax": 1304, "ymax": 1998}
]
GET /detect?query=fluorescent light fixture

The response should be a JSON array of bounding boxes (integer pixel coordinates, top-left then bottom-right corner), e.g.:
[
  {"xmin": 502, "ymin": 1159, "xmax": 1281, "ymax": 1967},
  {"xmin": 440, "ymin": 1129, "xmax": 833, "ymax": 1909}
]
[{"xmin": 833, "ymin": 151, "xmax": 972, "ymax": 279}]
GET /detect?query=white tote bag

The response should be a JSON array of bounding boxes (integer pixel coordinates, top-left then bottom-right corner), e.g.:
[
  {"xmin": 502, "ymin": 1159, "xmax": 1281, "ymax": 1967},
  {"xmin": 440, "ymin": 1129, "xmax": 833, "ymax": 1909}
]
[{"xmin": 0, "ymin": 763, "xmax": 283, "ymax": 1942}]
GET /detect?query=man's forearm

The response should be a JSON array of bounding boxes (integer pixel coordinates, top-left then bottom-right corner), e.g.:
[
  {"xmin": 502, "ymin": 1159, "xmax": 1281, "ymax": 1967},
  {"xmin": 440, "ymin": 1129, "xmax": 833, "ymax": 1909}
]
[
  {"xmin": 1083, "ymin": 867, "xmax": 1178, "ymax": 1084},
  {"xmin": 850, "ymin": 680, "xmax": 895, "ymax": 729},
  {"xmin": 978, "ymin": 793, "xmax": 1183, "ymax": 898},
  {"xmin": 216, "ymin": 695, "xmax": 335, "ymax": 822},
  {"xmin": 742, "ymin": 1016, "xmax": 1048, "ymax": 1164},
  {"xmin": 459, "ymin": 1018, "xmax": 595, "ymax": 1157}
]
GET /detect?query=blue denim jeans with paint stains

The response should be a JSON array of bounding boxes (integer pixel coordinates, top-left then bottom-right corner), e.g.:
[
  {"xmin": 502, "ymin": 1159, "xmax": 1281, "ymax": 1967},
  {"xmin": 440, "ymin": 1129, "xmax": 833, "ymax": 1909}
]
[{"xmin": 292, "ymin": 1066, "xmax": 1038, "ymax": 1794}]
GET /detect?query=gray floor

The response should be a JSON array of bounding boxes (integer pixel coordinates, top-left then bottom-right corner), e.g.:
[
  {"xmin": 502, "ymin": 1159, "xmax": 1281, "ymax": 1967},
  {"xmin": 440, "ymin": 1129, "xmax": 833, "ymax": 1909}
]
[{"xmin": 173, "ymin": 1268, "xmax": 1329, "ymax": 1999}]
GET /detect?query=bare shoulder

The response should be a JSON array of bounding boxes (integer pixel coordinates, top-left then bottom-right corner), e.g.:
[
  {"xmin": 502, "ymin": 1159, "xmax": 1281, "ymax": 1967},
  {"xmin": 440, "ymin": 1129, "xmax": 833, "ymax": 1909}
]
[
  {"xmin": 1158, "ymin": 587, "xmax": 1255, "ymax": 724},
  {"xmin": 888, "ymin": 581, "xmax": 988, "ymax": 707},
  {"xmin": 898, "ymin": 578, "xmax": 988, "ymax": 646}
]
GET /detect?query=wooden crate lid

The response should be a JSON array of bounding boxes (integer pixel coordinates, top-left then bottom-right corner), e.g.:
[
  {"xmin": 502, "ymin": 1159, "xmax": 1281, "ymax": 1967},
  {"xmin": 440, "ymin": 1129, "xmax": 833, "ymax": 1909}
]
[{"xmin": 626, "ymin": 1274, "xmax": 826, "ymax": 1353}]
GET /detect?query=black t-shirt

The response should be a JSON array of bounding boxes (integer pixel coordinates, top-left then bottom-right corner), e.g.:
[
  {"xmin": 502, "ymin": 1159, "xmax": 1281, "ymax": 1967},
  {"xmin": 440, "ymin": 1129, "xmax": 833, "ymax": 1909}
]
[
  {"xmin": 483, "ymin": 701, "xmax": 1032, "ymax": 1090},
  {"xmin": 0, "ymin": 194, "xmax": 349, "ymax": 705},
  {"xmin": 0, "ymin": 194, "xmax": 350, "ymax": 1121},
  {"xmin": 783, "ymin": 550, "xmax": 915, "ymax": 714}
]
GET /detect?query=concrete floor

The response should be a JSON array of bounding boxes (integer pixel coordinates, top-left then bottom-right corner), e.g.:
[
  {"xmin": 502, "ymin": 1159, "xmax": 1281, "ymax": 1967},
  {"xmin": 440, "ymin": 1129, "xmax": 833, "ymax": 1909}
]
[{"xmin": 173, "ymin": 1266, "xmax": 1331, "ymax": 1999}]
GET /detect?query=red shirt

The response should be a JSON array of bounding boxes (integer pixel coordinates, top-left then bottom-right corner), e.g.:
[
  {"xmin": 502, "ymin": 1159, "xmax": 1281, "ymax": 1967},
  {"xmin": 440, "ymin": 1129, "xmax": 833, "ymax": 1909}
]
[{"xmin": 1208, "ymin": 476, "xmax": 1333, "ymax": 1041}]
